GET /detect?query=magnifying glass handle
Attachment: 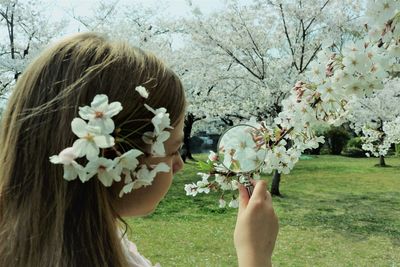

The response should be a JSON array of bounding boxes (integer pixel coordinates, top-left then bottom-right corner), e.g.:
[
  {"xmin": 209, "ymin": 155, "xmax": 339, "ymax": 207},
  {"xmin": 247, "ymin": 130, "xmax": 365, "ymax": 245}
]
[
  {"xmin": 242, "ymin": 178, "xmax": 253, "ymax": 197},
  {"xmin": 246, "ymin": 184, "xmax": 254, "ymax": 197}
]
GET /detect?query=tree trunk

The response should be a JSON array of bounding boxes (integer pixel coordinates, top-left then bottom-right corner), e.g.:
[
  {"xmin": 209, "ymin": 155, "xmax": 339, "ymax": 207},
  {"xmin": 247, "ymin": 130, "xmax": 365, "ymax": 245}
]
[
  {"xmin": 379, "ymin": 155, "xmax": 386, "ymax": 167},
  {"xmin": 376, "ymin": 120, "xmax": 387, "ymax": 167},
  {"xmin": 270, "ymin": 170, "xmax": 282, "ymax": 197},
  {"xmin": 181, "ymin": 113, "xmax": 201, "ymax": 162}
]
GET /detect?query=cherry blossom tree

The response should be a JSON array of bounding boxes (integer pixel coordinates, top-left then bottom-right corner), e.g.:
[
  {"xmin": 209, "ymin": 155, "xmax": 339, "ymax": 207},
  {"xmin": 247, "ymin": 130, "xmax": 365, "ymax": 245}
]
[
  {"xmin": 347, "ymin": 78, "xmax": 400, "ymax": 166},
  {"xmin": 259, "ymin": 0, "xmax": 364, "ymax": 194},
  {"xmin": 180, "ymin": 2, "xmax": 293, "ymax": 121},
  {"xmin": 0, "ymin": 0, "xmax": 66, "ymax": 99}
]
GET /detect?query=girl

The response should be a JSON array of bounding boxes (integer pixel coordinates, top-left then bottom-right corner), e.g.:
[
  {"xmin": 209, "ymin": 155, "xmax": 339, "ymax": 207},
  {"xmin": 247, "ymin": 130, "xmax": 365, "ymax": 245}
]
[{"xmin": 0, "ymin": 32, "xmax": 278, "ymax": 267}]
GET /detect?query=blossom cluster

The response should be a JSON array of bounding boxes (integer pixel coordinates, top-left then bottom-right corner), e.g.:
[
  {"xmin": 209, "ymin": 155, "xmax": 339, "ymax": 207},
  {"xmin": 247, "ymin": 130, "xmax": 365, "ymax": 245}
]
[
  {"xmin": 360, "ymin": 127, "xmax": 391, "ymax": 157},
  {"xmin": 185, "ymin": 120, "xmax": 308, "ymax": 207},
  {"xmin": 274, "ymin": 0, "xmax": 399, "ymax": 160},
  {"xmin": 347, "ymin": 78, "xmax": 400, "ymax": 158},
  {"xmin": 50, "ymin": 90, "xmax": 173, "ymax": 197},
  {"xmin": 383, "ymin": 117, "xmax": 400, "ymax": 144},
  {"xmin": 185, "ymin": 151, "xmax": 256, "ymax": 208}
]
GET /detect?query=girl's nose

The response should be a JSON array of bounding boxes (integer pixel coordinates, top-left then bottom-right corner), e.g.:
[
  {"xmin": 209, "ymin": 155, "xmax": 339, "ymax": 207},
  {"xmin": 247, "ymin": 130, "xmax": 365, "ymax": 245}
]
[{"xmin": 172, "ymin": 154, "xmax": 184, "ymax": 174}]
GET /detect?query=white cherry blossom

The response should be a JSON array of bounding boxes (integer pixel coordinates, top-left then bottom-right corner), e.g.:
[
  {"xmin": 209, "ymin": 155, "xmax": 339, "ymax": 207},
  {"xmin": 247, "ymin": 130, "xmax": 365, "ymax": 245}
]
[
  {"xmin": 142, "ymin": 130, "xmax": 170, "ymax": 156},
  {"xmin": 71, "ymin": 118, "xmax": 115, "ymax": 160},
  {"xmin": 49, "ymin": 147, "xmax": 87, "ymax": 181},
  {"xmin": 114, "ymin": 149, "xmax": 143, "ymax": 172},
  {"xmin": 85, "ymin": 157, "xmax": 121, "ymax": 186},
  {"xmin": 120, "ymin": 163, "xmax": 170, "ymax": 196},
  {"xmin": 135, "ymin": 86, "xmax": 149, "ymax": 99},
  {"xmin": 144, "ymin": 104, "xmax": 173, "ymax": 133},
  {"xmin": 184, "ymin": 183, "xmax": 198, "ymax": 197},
  {"xmin": 218, "ymin": 198, "xmax": 226, "ymax": 208},
  {"xmin": 228, "ymin": 199, "xmax": 239, "ymax": 208},
  {"xmin": 78, "ymin": 94, "xmax": 122, "ymax": 134}
]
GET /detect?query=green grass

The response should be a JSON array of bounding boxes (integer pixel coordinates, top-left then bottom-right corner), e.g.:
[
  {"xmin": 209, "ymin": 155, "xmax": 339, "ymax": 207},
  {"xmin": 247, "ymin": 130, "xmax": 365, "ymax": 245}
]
[{"xmin": 126, "ymin": 155, "xmax": 400, "ymax": 267}]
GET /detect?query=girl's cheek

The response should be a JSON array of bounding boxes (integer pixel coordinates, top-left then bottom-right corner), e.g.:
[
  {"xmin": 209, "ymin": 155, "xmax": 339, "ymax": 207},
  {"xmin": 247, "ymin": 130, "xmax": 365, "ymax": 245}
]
[{"xmin": 141, "ymin": 155, "xmax": 172, "ymax": 166}]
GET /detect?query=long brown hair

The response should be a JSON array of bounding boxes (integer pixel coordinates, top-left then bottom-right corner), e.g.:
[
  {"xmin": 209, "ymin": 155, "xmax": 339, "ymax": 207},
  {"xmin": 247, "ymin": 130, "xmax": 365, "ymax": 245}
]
[{"xmin": 0, "ymin": 32, "xmax": 185, "ymax": 266}]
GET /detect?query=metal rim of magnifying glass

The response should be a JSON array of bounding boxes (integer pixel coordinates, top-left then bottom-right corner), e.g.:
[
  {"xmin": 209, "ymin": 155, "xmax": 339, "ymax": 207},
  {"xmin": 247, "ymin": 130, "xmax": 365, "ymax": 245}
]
[{"xmin": 216, "ymin": 123, "xmax": 267, "ymax": 173}]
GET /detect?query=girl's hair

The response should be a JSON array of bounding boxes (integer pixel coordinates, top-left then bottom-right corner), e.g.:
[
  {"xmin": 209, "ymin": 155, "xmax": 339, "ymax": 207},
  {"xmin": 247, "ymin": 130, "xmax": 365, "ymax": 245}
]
[{"xmin": 0, "ymin": 32, "xmax": 185, "ymax": 266}]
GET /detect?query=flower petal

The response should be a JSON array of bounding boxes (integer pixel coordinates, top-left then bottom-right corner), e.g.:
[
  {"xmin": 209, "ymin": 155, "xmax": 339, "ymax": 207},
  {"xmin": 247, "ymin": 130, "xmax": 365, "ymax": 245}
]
[
  {"xmin": 98, "ymin": 172, "xmax": 114, "ymax": 187},
  {"xmin": 120, "ymin": 182, "xmax": 135, "ymax": 197},
  {"xmin": 71, "ymin": 118, "xmax": 88, "ymax": 138},
  {"xmin": 85, "ymin": 142, "xmax": 100, "ymax": 160},
  {"xmin": 49, "ymin": 155, "xmax": 62, "ymax": 164},
  {"xmin": 89, "ymin": 118, "xmax": 115, "ymax": 134},
  {"xmin": 105, "ymin": 102, "xmax": 123, "ymax": 117},
  {"xmin": 118, "ymin": 149, "xmax": 143, "ymax": 170},
  {"xmin": 142, "ymin": 132, "xmax": 155, "ymax": 145},
  {"xmin": 157, "ymin": 131, "xmax": 171, "ymax": 143},
  {"xmin": 93, "ymin": 135, "xmax": 115, "ymax": 148},
  {"xmin": 152, "ymin": 162, "xmax": 170, "ymax": 173},
  {"xmin": 78, "ymin": 106, "xmax": 94, "ymax": 121},
  {"xmin": 152, "ymin": 142, "xmax": 166, "ymax": 156},
  {"xmin": 72, "ymin": 139, "xmax": 88, "ymax": 158},
  {"xmin": 91, "ymin": 94, "xmax": 109, "ymax": 109},
  {"xmin": 63, "ymin": 164, "xmax": 78, "ymax": 181},
  {"xmin": 58, "ymin": 147, "xmax": 77, "ymax": 164},
  {"xmin": 135, "ymin": 86, "xmax": 149, "ymax": 99}
]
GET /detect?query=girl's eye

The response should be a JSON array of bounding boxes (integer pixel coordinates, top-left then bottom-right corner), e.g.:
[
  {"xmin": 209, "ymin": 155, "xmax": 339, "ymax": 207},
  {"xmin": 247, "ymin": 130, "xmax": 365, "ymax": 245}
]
[{"xmin": 171, "ymin": 144, "xmax": 184, "ymax": 156}]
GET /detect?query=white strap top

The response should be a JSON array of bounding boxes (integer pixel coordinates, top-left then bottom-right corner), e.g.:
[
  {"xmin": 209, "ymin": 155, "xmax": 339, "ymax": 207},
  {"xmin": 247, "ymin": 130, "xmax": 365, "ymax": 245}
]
[{"xmin": 121, "ymin": 233, "xmax": 161, "ymax": 267}]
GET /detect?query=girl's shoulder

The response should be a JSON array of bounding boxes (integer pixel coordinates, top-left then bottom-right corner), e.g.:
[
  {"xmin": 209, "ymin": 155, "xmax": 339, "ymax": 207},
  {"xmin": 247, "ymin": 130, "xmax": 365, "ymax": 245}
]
[{"xmin": 120, "ymin": 233, "xmax": 161, "ymax": 267}]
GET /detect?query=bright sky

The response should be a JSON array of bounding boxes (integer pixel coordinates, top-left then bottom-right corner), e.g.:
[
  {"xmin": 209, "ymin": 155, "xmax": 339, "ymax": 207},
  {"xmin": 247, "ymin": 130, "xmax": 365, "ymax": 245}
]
[
  {"xmin": 48, "ymin": 0, "xmax": 226, "ymax": 33},
  {"xmin": 42, "ymin": 0, "xmax": 227, "ymax": 33}
]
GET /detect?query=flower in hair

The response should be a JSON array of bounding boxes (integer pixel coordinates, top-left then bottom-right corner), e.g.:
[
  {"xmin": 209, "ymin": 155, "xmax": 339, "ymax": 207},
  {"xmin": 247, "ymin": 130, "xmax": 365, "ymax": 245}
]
[
  {"xmin": 85, "ymin": 157, "xmax": 121, "ymax": 186},
  {"xmin": 135, "ymin": 86, "xmax": 149, "ymax": 99},
  {"xmin": 49, "ymin": 91, "xmax": 173, "ymax": 197},
  {"xmin": 135, "ymin": 163, "xmax": 170, "ymax": 187},
  {"xmin": 49, "ymin": 147, "xmax": 87, "ymax": 181},
  {"xmin": 142, "ymin": 104, "xmax": 174, "ymax": 156},
  {"xmin": 119, "ymin": 163, "xmax": 170, "ymax": 197},
  {"xmin": 78, "ymin": 94, "xmax": 122, "ymax": 133},
  {"xmin": 144, "ymin": 104, "xmax": 173, "ymax": 133},
  {"xmin": 71, "ymin": 118, "xmax": 115, "ymax": 160},
  {"xmin": 114, "ymin": 149, "xmax": 143, "ymax": 172},
  {"xmin": 142, "ymin": 131, "xmax": 170, "ymax": 156}
]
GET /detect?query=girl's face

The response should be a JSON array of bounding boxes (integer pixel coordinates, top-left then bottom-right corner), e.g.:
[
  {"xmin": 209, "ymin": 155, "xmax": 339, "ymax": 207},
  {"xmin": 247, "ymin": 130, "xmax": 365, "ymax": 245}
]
[{"xmin": 111, "ymin": 117, "xmax": 185, "ymax": 217}]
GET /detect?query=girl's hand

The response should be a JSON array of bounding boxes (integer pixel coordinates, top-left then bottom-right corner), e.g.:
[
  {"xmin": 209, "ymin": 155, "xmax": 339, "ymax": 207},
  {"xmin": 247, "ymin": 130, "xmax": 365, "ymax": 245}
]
[{"xmin": 234, "ymin": 180, "xmax": 279, "ymax": 267}]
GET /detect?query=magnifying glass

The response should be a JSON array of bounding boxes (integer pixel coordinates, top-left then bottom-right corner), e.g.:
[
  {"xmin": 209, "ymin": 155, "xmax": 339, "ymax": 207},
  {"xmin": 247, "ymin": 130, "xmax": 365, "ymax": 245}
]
[{"xmin": 217, "ymin": 124, "xmax": 267, "ymax": 197}]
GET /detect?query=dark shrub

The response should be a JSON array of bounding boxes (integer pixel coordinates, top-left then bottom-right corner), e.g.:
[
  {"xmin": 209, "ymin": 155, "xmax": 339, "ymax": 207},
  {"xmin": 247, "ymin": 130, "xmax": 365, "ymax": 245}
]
[
  {"xmin": 342, "ymin": 137, "xmax": 366, "ymax": 157},
  {"xmin": 325, "ymin": 126, "xmax": 351, "ymax": 155}
]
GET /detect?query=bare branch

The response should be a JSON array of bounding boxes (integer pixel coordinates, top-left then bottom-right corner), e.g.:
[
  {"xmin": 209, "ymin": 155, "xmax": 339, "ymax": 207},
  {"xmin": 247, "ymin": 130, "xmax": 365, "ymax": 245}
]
[
  {"xmin": 304, "ymin": 0, "xmax": 331, "ymax": 32},
  {"xmin": 278, "ymin": 3, "xmax": 298, "ymax": 71},
  {"xmin": 199, "ymin": 20, "xmax": 264, "ymax": 80},
  {"xmin": 301, "ymin": 43, "xmax": 322, "ymax": 73}
]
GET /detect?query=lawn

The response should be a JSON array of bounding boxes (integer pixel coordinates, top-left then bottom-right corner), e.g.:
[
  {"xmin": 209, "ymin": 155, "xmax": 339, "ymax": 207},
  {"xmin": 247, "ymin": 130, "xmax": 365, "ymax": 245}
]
[{"xmin": 125, "ymin": 155, "xmax": 400, "ymax": 267}]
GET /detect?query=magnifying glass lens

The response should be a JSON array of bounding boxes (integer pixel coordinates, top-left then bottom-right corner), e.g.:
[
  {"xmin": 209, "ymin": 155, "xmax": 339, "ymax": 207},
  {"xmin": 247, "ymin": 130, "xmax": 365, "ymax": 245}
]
[{"xmin": 217, "ymin": 124, "xmax": 266, "ymax": 173}]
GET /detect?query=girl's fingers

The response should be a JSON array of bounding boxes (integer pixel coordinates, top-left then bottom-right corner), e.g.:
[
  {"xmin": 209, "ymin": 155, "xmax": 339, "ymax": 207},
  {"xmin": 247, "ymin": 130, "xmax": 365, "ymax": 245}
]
[
  {"xmin": 251, "ymin": 180, "xmax": 268, "ymax": 201},
  {"xmin": 238, "ymin": 183, "xmax": 250, "ymax": 210}
]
